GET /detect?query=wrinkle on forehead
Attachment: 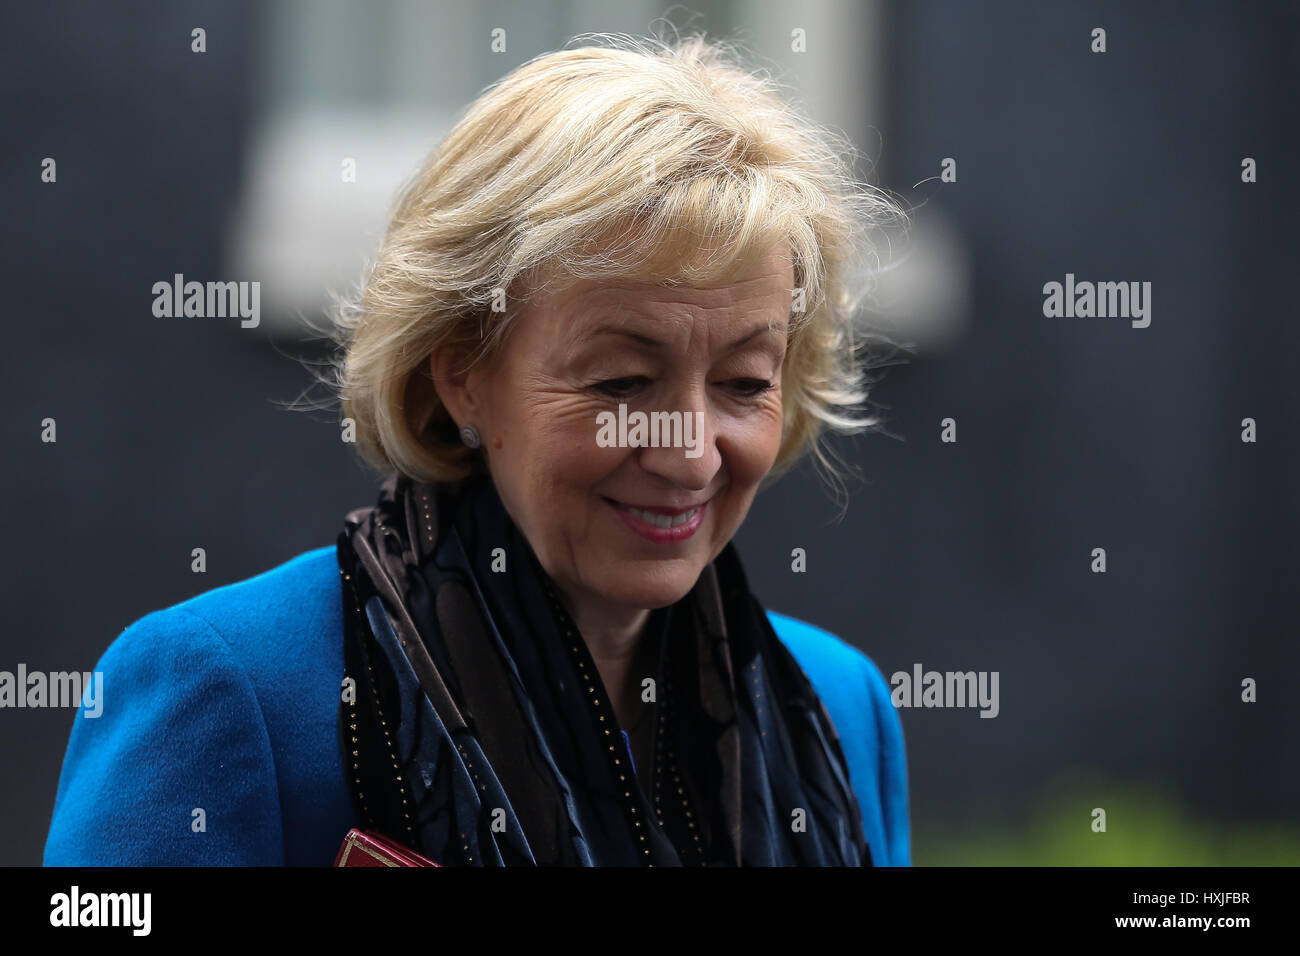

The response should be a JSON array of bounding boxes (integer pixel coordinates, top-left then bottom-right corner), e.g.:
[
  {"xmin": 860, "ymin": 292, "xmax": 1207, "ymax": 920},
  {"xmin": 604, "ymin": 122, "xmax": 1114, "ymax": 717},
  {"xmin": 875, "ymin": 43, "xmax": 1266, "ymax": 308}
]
[
  {"xmin": 519, "ymin": 239, "xmax": 791, "ymax": 308},
  {"xmin": 534, "ymin": 249, "xmax": 795, "ymax": 353}
]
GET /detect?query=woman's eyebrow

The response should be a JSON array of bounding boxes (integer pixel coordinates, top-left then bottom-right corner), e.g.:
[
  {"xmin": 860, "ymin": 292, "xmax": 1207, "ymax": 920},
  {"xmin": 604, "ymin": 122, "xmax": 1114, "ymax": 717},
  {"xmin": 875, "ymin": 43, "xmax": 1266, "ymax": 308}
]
[
  {"xmin": 582, "ymin": 322, "xmax": 786, "ymax": 352},
  {"xmin": 723, "ymin": 324, "xmax": 787, "ymax": 351}
]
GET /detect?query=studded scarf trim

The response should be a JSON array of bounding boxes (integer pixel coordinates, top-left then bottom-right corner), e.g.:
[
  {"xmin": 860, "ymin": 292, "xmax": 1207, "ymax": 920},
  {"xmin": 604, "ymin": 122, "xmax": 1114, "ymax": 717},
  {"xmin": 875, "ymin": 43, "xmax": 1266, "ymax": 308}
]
[{"xmin": 337, "ymin": 473, "xmax": 870, "ymax": 866}]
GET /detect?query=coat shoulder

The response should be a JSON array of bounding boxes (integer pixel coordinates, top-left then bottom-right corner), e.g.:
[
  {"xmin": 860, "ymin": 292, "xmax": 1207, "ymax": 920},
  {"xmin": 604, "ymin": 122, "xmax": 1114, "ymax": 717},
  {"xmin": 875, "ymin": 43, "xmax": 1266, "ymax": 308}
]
[
  {"xmin": 172, "ymin": 545, "xmax": 341, "ymax": 647},
  {"xmin": 43, "ymin": 545, "xmax": 354, "ymax": 866}
]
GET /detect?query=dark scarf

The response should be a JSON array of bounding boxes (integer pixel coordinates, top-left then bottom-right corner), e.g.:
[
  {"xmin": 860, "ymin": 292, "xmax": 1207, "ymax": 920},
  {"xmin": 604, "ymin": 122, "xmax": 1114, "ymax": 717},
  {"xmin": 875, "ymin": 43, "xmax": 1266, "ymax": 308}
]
[{"xmin": 336, "ymin": 472, "xmax": 869, "ymax": 866}]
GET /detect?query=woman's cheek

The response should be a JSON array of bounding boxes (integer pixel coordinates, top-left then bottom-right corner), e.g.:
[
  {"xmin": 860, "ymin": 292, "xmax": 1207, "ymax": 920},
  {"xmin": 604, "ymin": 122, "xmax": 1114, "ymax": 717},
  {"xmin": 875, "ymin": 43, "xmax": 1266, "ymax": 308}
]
[
  {"xmin": 524, "ymin": 388, "xmax": 608, "ymax": 429},
  {"xmin": 727, "ymin": 396, "xmax": 785, "ymax": 476},
  {"xmin": 528, "ymin": 395, "xmax": 628, "ymax": 475}
]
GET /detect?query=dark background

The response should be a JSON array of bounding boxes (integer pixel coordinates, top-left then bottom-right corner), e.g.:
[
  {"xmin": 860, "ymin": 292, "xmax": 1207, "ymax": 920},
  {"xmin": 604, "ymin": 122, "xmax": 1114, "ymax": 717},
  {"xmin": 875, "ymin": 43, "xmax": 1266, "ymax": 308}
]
[{"xmin": 3, "ymin": 0, "xmax": 1296, "ymax": 865}]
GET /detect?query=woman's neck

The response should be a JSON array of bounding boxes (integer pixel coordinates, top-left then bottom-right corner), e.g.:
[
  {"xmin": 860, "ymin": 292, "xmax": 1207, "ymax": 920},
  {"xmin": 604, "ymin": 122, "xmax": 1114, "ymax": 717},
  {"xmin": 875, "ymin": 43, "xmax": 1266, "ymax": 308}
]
[{"xmin": 562, "ymin": 593, "xmax": 653, "ymax": 729}]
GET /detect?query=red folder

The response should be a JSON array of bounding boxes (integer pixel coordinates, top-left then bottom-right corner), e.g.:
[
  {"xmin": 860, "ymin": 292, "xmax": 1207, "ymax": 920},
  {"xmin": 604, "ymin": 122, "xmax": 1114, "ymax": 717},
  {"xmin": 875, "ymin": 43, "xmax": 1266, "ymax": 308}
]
[{"xmin": 334, "ymin": 828, "xmax": 442, "ymax": 867}]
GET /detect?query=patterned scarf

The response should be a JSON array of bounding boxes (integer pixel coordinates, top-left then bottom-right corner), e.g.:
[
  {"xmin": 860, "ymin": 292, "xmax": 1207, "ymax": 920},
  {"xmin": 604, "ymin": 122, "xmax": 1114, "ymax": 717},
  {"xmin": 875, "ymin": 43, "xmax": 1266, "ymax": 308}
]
[{"xmin": 337, "ymin": 472, "xmax": 869, "ymax": 866}]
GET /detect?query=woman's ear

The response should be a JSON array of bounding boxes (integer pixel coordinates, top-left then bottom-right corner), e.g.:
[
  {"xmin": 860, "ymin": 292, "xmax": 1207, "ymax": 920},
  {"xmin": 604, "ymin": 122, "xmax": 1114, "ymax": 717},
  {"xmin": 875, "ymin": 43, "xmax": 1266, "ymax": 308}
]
[{"xmin": 429, "ymin": 343, "xmax": 480, "ymax": 427}]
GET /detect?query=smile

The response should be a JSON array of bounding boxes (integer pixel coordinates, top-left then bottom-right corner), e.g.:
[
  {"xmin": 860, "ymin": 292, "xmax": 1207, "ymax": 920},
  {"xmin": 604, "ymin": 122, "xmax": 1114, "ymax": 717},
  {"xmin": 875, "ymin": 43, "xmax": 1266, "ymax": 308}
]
[{"xmin": 602, "ymin": 497, "xmax": 709, "ymax": 543}]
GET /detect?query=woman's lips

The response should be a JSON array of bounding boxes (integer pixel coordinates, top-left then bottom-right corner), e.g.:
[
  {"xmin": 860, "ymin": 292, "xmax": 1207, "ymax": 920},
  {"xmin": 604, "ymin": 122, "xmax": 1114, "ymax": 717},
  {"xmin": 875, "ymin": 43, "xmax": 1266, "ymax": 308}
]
[{"xmin": 603, "ymin": 496, "xmax": 708, "ymax": 543}]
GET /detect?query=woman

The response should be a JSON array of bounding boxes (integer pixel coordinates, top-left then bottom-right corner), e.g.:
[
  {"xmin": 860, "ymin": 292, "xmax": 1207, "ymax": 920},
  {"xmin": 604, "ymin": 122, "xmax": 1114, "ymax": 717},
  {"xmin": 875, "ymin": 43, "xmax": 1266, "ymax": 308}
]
[{"xmin": 44, "ymin": 34, "xmax": 909, "ymax": 866}]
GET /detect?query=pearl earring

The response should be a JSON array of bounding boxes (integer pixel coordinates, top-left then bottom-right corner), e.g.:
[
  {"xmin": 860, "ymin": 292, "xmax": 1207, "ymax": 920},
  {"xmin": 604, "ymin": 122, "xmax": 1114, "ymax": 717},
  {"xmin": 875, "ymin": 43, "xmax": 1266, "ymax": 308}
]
[{"xmin": 459, "ymin": 424, "xmax": 481, "ymax": 449}]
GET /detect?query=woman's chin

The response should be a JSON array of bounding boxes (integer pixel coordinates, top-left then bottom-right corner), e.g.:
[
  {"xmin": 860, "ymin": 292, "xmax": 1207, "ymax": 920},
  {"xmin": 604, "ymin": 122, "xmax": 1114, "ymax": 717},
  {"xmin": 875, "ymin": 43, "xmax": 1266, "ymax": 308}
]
[{"xmin": 587, "ymin": 567, "xmax": 703, "ymax": 612}]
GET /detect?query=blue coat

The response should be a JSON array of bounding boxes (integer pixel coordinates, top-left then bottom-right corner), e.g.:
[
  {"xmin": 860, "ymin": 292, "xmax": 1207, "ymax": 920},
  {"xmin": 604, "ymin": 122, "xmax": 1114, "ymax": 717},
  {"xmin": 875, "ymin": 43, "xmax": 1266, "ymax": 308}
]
[{"xmin": 43, "ymin": 545, "xmax": 910, "ymax": 866}]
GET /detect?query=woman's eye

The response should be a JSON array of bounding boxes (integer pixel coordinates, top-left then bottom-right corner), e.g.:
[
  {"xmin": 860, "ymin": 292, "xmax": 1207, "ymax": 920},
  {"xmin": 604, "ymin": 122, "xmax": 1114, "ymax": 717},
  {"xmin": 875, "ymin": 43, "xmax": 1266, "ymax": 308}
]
[
  {"xmin": 590, "ymin": 377, "xmax": 774, "ymax": 399},
  {"xmin": 726, "ymin": 379, "xmax": 775, "ymax": 397},
  {"xmin": 591, "ymin": 377, "xmax": 649, "ymax": 398}
]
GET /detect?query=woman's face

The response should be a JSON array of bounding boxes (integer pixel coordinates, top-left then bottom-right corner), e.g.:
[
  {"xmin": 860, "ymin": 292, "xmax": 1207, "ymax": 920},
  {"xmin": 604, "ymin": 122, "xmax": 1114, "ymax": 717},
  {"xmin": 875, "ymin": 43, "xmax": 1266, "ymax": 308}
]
[{"xmin": 441, "ymin": 246, "xmax": 791, "ymax": 615}]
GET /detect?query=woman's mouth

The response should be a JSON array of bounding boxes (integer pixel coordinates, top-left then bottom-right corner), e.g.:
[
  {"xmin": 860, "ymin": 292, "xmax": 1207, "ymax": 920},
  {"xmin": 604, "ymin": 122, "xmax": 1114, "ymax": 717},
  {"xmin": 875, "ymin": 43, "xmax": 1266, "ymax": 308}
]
[{"xmin": 603, "ymin": 497, "xmax": 708, "ymax": 543}]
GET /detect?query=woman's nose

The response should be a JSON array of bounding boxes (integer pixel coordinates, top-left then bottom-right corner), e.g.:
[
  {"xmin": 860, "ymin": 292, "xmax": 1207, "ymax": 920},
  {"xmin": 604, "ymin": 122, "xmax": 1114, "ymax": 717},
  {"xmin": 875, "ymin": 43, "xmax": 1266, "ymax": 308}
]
[{"xmin": 634, "ymin": 397, "xmax": 722, "ymax": 491}]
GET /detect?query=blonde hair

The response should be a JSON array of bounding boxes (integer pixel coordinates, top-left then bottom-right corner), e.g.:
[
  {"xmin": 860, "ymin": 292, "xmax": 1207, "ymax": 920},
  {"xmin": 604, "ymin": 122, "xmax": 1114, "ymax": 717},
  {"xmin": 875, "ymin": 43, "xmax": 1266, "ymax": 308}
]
[{"xmin": 332, "ymin": 31, "xmax": 908, "ymax": 498}]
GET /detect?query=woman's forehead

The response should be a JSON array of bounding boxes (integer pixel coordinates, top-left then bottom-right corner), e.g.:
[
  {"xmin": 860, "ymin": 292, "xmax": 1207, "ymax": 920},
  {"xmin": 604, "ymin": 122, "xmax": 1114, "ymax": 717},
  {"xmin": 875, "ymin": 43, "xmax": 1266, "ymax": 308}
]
[
  {"xmin": 525, "ymin": 269, "xmax": 792, "ymax": 342},
  {"xmin": 524, "ymin": 244, "xmax": 794, "ymax": 309}
]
